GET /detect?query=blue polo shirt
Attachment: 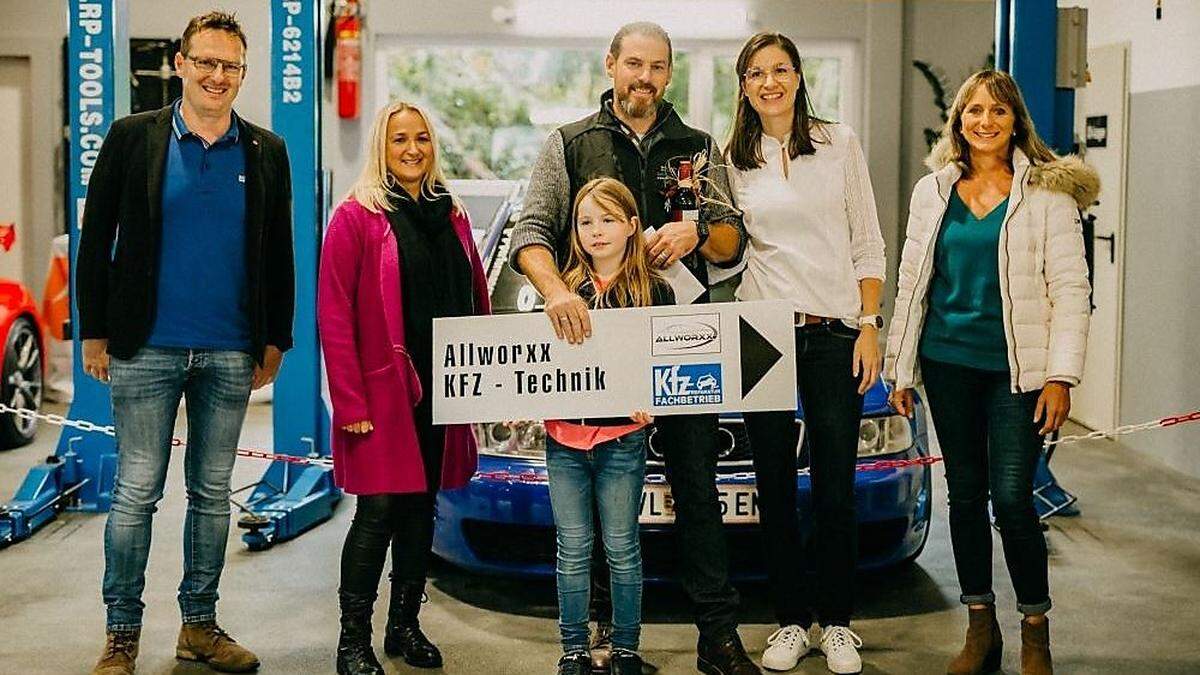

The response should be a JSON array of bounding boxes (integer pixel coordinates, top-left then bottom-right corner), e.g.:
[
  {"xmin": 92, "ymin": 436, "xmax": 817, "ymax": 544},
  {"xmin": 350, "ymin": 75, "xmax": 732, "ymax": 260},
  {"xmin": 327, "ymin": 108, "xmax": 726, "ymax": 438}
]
[{"xmin": 147, "ymin": 100, "xmax": 251, "ymax": 351}]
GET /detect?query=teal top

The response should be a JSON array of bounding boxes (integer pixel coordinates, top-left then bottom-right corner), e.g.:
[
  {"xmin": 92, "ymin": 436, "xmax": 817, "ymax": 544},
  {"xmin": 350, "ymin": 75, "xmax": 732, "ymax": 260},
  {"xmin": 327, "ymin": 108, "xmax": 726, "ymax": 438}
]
[{"xmin": 919, "ymin": 188, "xmax": 1011, "ymax": 372}]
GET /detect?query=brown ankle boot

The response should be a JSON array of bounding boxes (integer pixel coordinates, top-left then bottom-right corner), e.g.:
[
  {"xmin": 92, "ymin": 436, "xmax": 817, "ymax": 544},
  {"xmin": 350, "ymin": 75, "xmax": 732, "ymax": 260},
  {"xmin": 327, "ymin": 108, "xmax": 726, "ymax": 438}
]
[
  {"xmin": 1021, "ymin": 617, "xmax": 1052, "ymax": 674},
  {"xmin": 947, "ymin": 605, "xmax": 1002, "ymax": 674},
  {"xmin": 176, "ymin": 621, "xmax": 260, "ymax": 672},
  {"xmin": 92, "ymin": 630, "xmax": 140, "ymax": 675}
]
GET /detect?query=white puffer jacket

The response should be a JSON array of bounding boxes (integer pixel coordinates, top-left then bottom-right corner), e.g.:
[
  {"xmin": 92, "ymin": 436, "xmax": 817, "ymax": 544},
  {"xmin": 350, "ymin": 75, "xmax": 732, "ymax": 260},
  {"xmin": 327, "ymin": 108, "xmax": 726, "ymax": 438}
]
[{"xmin": 884, "ymin": 148, "xmax": 1099, "ymax": 393}]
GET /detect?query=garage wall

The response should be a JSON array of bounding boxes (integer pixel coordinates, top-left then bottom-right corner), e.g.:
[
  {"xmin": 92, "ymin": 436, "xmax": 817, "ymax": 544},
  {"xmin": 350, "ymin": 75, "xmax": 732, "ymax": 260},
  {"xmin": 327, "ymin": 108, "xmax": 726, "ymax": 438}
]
[
  {"xmin": 899, "ymin": 1, "xmax": 995, "ymax": 208},
  {"xmin": 1065, "ymin": 0, "xmax": 1200, "ymax": 477}
]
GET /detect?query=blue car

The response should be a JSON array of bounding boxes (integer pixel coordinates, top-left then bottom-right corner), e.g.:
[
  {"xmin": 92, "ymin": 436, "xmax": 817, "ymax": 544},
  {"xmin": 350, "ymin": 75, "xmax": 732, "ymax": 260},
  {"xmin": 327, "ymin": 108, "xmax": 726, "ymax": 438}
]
[{"xmin": 433, "ymin": 182, "xmax": 933, "ymax": 580}]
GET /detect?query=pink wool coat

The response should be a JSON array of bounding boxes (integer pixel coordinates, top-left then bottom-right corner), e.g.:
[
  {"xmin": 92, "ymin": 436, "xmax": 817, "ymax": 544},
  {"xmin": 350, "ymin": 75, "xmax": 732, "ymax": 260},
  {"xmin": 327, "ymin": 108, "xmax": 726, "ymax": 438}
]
[{"xmin": 318, "ymin": 197, "xmax": 490, "ymax": 495}]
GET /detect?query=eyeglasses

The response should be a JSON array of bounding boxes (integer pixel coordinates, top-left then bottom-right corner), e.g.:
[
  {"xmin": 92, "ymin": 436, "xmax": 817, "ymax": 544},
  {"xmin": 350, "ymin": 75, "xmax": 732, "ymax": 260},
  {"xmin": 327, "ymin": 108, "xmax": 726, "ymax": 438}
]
[
  {"xmin": 186, "ymin": 55, "xmax": 246, "ymax": 76},
  {"xmin": 743, "ymin": 64, "xmax": 796, "ymax": 85}
]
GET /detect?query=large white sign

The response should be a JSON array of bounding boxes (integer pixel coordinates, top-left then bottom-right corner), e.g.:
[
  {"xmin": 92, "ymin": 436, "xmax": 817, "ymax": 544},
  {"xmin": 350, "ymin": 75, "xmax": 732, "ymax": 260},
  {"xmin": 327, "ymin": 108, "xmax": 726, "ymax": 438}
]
[{"xmin": 433, "ymin": 300, "xmax": 797, "ymax": 424}]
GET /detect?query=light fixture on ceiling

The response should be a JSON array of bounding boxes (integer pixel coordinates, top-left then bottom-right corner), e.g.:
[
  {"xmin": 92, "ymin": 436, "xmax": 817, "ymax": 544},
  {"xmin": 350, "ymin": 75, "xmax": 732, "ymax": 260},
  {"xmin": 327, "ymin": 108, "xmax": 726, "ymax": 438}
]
[{"xmin": 494, "ymin": 0, "xmax": 754, "ymax": 40}]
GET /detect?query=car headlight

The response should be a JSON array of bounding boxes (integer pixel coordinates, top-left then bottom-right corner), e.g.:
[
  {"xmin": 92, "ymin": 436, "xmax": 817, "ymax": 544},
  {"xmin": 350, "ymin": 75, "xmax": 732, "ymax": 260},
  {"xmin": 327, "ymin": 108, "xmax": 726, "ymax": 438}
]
[
  {"xmin": 857, "ymin": 415, "xmax": 913, "ymax": 457},
  {"xmin": 475, "ymin": 421, "xmax": 547, "ymax": 459}
]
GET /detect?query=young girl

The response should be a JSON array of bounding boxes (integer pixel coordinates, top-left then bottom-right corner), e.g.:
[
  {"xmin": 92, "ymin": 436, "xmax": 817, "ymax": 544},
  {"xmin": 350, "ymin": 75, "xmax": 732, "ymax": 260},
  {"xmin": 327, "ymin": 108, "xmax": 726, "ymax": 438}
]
[{"xmin": 547, "ymin": 178, "xmax": 673, "ymax": 675}]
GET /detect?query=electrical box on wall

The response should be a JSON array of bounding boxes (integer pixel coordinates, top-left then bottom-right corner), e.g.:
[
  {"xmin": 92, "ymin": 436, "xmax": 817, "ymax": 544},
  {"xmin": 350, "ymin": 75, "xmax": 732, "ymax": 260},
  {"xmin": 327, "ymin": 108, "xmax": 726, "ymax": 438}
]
[
  {"xmin": 1057, "ymin": 7, "xmax": 1088, "ymax": 88},
  {"xmin": 130, "ymin": 39, "xmax": 181, "ymax": 112}
]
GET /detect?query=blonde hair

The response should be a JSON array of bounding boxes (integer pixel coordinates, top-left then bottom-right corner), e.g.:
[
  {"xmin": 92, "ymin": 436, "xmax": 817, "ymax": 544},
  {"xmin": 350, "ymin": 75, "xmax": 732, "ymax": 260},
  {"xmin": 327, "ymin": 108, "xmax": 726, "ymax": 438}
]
[
  {"xmin": 562, "ymin": 178, "xmax": 660, "ymax": 309},
  {"xmin": 348, "ymin": 100, "xmax": 458, "ymax": 213},
  {"xmin": 926, "ymin": 69, "xmax": 1058, "ymax": 173}
]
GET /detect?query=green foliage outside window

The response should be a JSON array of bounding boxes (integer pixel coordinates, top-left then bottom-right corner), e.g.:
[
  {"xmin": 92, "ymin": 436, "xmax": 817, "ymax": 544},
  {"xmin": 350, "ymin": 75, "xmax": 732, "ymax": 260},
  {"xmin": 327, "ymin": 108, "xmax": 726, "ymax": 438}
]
[{"xmin": 388, "ymin": 47, "xmax": 689, "ymax": 179}]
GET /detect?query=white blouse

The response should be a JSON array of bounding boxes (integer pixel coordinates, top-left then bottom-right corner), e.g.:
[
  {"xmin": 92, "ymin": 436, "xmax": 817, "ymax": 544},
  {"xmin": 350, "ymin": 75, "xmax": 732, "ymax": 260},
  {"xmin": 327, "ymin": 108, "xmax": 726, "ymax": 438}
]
[{"xmin": 731, "ymin": 123, "xmax": 886, "ymax": 322}]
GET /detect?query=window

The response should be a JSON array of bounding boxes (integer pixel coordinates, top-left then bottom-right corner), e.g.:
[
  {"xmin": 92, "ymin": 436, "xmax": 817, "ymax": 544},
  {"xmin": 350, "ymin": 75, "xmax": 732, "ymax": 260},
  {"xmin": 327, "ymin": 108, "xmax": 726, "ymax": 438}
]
[
  {"xmin": 384, "ymin": 46, "xmax": 688, "ymax": 180},
  {"xmin": 380, "ymin": 41, "xmax": 854, "ymax": 180}
]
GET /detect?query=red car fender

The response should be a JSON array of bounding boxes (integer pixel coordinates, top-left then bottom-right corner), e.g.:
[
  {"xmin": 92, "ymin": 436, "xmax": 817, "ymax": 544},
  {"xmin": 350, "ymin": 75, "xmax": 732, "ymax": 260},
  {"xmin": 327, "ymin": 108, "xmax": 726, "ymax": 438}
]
[{"xmin": 0, "ymin": 279, "xmax": 47, "ymax": 377}]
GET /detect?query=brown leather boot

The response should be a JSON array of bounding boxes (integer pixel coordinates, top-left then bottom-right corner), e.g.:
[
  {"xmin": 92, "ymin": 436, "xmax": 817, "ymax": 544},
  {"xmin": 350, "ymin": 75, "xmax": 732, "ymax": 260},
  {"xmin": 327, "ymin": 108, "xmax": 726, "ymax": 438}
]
[
  {"xmin": 947, "ymin": 605, "xmax": 1002, "ymax": 674},
  {"xmin": 176, "ymin": 621, "xmax": 260, "ymax": 672},
  {"xmin": 1020, "ymin": 616, "xmax": 1053, "ymax": 675},
  {"xmin": 92, "ymin": 630, "xmax": 139, "ymax": 675}
]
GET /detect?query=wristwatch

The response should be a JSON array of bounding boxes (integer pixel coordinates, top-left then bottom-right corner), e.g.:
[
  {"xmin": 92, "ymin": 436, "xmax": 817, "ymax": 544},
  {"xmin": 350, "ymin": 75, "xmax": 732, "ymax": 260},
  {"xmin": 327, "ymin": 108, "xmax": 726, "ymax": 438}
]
[
  {"xmin": 694, "ymin": 219, "xmax": 710, "ymax": 248},
  {"xmin": 858, "ymin": 314, "xmax": 884, "ymax": 329}
]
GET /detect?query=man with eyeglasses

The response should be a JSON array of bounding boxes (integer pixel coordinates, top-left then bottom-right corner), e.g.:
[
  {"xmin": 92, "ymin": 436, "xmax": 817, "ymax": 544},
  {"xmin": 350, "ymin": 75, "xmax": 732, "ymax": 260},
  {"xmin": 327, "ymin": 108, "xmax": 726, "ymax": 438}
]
[{"xmin": 79, "ymin": 11, "xmax": 293, "ymax": 675}]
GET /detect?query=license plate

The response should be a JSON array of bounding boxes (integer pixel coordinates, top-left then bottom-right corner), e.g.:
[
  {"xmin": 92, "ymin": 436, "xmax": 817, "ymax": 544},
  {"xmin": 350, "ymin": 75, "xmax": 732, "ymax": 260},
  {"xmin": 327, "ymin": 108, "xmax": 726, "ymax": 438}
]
[{"xmin": 639, "ymin": 484, "xmax": 759, "ymax": 524}]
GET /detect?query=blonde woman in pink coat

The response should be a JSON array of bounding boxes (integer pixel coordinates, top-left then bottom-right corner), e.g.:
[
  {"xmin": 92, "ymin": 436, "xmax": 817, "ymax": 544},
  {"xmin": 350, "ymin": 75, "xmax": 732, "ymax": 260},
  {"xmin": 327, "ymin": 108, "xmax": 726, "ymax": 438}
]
[{"xmin": 318, "ymin": 101, "xmax": 489, "ymax": 675}]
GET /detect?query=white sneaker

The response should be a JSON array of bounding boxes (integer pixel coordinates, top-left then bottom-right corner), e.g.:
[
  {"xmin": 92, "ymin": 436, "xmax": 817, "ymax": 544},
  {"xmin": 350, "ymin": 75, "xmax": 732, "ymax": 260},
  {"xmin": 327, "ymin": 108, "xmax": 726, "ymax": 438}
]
[
  {"xmin": 761, "ymin": 624, "xmax": 811, "ymax": 671},
  {"xmin": 816, "ymin": 625, "xmax": 863, "ymax": 674}
]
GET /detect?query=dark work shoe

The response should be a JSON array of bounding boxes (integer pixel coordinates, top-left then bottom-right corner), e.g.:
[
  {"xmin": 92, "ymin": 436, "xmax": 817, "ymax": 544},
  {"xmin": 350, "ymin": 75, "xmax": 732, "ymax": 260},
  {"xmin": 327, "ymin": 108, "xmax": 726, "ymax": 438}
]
[
  {"xmin": 697, "ymin": 632, "xmax": 763, "ymax": 675},
  {"xmin": 589, "ymin": 621, "xmax": 613, "ymax": 672},
  {"xmin": 558, "ymin": 650, "xmax": 592, "ymax": 675},
  {"xmin": 610, "ymin": 648, "xmax": 644, "ymax": 675}
]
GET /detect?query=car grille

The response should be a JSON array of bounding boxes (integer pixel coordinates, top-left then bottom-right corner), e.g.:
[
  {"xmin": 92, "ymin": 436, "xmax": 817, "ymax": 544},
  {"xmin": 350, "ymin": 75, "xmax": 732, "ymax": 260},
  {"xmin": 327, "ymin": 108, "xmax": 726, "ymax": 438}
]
[
  {"xmin": 461, "ymin": 520, "xmax": 556, "ymax": 566},
  {"xmin": 646, "ymin": 419, "xmax": 807, "ymax": 471}
]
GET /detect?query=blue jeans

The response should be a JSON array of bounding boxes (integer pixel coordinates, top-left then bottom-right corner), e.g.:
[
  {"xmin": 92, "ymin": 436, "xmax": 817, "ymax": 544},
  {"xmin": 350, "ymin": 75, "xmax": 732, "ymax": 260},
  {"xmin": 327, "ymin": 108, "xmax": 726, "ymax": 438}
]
[
  {"xmin": 920, "ymin": 356, "xmax": 1052, "ymax": 615},
  {"xmin": 546, "ymin": 430, "xmax": 647, "ymax": 653},
  {"xmin": 102, "ymin": 347, "xmax": 254, "ymax": 630}
]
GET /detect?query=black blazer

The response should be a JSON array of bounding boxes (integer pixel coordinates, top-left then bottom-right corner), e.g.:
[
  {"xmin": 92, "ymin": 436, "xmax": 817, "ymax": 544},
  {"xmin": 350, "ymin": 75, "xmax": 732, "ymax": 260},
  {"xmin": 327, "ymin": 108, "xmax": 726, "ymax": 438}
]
[{"xmin": 76, "ymin": 105, "xmax": 295, "ymax": 364}]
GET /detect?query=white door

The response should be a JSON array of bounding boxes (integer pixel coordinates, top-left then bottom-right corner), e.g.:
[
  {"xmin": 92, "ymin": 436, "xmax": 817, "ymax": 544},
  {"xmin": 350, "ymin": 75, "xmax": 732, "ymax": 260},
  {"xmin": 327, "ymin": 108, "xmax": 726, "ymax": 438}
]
[
  {"xmin": 1072, "ymin": 44, "xmax": 1128, "ymax": 431},
  {"xmin": 0, "ymin": 57, "xmax": 31, "ymax": 282}
]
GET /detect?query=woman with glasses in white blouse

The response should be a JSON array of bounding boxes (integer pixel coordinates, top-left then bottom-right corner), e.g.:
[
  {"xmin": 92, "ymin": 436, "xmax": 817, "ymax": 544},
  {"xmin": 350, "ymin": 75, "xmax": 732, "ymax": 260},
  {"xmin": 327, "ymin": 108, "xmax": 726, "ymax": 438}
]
[{"xmin": 725, "ymin": 32, "xmax": 886, "ymax": 675}]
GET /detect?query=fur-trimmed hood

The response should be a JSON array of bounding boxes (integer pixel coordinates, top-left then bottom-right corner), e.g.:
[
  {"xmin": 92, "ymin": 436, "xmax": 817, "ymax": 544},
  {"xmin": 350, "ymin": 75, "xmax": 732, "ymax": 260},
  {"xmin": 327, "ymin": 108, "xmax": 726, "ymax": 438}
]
[
  {"xmin": 1028, "ymin": 154, "xmax": 1100, "ymax": 210},
  {"xmin": 927, "ymin": 148, "xmax": 1100, "ymax": 210}
]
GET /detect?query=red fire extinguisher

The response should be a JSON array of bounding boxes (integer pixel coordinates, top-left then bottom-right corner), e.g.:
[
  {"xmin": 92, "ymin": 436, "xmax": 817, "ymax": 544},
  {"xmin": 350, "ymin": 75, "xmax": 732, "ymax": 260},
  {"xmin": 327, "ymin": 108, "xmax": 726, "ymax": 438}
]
[{"xmin": 334, "ymin": 0, "xmax": 362, "ymax": 120}]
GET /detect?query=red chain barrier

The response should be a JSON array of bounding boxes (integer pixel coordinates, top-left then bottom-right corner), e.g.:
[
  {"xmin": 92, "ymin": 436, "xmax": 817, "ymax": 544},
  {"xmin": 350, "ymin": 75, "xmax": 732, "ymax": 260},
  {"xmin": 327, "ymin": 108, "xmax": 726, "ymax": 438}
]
[
  {"xmin": 1160, "ymin": 410, "xmax": 1200, "ymax": 427},
  {"xmin": 167, "ymin": 436, "xmax": 329, "ymax": 466}
]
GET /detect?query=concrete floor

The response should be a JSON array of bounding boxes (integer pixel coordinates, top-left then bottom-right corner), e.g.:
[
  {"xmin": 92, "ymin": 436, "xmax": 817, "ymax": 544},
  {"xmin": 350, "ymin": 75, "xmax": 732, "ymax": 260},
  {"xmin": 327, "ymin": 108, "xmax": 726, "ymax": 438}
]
[{"xmin": 1, "ymin": 401, "xmax": 1198, "ymax": 674}]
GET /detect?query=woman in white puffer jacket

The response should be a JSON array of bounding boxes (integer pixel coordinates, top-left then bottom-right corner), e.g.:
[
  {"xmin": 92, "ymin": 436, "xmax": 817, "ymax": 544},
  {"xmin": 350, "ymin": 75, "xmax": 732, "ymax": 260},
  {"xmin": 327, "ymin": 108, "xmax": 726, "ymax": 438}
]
[{"xmin": 884, "ymin": 70, "xmax": 1097, "ymax": 675}]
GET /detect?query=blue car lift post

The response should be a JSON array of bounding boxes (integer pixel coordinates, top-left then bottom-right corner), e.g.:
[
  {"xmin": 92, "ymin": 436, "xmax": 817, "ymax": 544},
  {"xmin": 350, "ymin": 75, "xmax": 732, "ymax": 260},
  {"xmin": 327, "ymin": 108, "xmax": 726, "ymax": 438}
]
[
  {"xmin": 0, "ymin": 0, "xmax": 128, "ymax": 547},
  {"xmin": 0, "ymin": 0, "xmax": 339, "ymax": 549},
  {"xmin": 233, "ymin": 0, "xmax": 339, "ymax": 551},
  {"xmin": 996, "ymin": 0, "xmax": 1082, "ymax": 520}
]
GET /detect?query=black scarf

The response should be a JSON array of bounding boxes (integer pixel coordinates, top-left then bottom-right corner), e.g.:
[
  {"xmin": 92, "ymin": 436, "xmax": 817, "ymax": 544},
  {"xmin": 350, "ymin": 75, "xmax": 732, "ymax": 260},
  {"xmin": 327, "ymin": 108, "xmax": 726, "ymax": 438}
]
[{"xmin": 385, "ymin": 189, "xmax": 474, "ymax": 382}]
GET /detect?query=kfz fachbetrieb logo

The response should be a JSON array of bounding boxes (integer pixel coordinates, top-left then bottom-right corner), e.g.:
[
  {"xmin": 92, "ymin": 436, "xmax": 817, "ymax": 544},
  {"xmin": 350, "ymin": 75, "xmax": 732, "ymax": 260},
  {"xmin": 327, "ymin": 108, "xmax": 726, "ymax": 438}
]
[{"xmin": 652, "ymin": 364, "xmax": 723, "ymax": 406}]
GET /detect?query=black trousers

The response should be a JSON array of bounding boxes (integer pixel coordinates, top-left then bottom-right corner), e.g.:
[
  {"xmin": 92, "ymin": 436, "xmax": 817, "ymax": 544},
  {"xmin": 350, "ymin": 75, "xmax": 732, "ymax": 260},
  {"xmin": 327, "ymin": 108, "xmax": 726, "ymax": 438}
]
[
  {"xmin": 744, "ymin": 323, "xmax": 863, "ymax": 627},
  {"xmin": 660, "ymin": 413, "xmax": 743, "ymax": 639},
  {"xmin": 339, "ymin": 397, "xmax": 444, "ymax": 599},
  {"xmin": 340, "ymin": 492, "xmax": 438, "ymax": 598},
  {"xmin": 920, "ymin": 356, "xmax": 1051, "ymax": 615}
]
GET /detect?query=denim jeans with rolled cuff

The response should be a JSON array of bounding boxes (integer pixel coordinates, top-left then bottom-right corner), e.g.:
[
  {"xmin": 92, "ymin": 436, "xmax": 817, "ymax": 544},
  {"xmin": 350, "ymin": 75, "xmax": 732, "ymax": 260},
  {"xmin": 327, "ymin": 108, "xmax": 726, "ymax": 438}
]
[{"xmin": 920, "ymin": 356, "xmax": 1053, "ymax": 616}]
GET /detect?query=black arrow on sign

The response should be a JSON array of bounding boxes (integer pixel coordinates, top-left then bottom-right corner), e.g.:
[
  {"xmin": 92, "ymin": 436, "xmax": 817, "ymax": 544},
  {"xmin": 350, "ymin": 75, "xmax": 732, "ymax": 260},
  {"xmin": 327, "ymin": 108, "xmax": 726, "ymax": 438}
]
[{"xmin": 740, "ymin": 316, "xmax": 783, "ymax": 398}]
